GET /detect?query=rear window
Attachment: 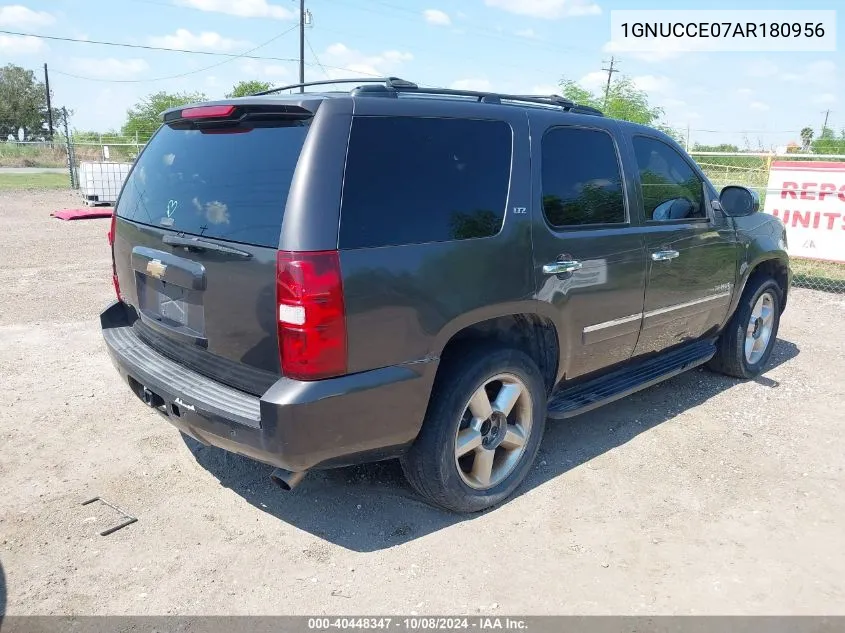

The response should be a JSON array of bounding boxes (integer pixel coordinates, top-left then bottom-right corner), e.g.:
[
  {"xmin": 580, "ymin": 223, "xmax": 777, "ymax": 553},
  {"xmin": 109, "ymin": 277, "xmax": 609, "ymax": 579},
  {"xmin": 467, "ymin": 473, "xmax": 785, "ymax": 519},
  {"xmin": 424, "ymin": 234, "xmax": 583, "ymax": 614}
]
[
  {"xmin": 339, "ymin": 116, "xmax": 512, "ymax": 249},
  {"xmin": 116, "ymin": 120, "xmax": 310, "ymax": 248}
]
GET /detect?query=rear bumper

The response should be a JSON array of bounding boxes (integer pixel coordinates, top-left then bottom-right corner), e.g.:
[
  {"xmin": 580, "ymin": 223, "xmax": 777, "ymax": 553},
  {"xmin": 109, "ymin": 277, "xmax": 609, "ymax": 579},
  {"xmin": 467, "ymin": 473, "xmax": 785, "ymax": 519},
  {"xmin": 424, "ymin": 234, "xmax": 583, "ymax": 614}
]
[{"xmin": 101, "ymin": 301, "xmax": 436, "ymax": 471}]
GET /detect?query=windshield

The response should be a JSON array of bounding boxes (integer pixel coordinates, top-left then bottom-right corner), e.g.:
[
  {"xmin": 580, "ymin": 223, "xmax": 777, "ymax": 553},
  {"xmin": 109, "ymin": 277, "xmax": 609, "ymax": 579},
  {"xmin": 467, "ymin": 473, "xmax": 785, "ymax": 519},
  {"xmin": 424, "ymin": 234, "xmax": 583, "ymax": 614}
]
[{"xmin": 116, "ymin": 120, "xmax": 311, "ymax": 248}]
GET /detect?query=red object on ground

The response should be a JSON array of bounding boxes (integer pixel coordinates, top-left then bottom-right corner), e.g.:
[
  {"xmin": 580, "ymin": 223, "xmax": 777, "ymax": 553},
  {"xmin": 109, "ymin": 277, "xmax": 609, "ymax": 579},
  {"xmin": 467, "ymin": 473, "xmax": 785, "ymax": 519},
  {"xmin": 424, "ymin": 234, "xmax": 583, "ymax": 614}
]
[{"xmin": 51, "ymin": 208, "xmax": 114, "ymax": 220}]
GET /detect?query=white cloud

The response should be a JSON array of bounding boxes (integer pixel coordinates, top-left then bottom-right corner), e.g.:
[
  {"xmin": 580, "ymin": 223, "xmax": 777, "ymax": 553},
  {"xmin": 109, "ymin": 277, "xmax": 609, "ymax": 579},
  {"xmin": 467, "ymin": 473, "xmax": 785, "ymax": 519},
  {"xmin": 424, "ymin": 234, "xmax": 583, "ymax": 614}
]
[
  {"xmin": 239, "ymin": 59, "xmax": 289, "ymax": 78},
  {"xmin": 149, "ymin": 29, "xmax": 250, "ymax": 52},
  {"xmin": 484, "ymin": 0, "xmax": 600, "ymax": 19},
  {"xmin": 423, "ymin": 9, "xmax": 451, "ymax": 26},
  {"xmin": 798, "ymin": 60, "xmax": 837, "ymax": 86},
  {"xmin": 745, "ymin": 58, "xmax": 778, "ymax": 78},
  {"xmin": 631, "ymin": 74, "xmax": 671, "ymax": 93},
  {"xmin": 175, "ymin": 0, "xmax": 294, "ymax": 19},
  {"xmin": 0, "ymin": 5, "xmax": 55, "ymax": 27},
  {"xmin": 0, "ymin": 34, "xmax": 45, "ymax": 53},
  {"xmin": 814, "ymin": 93, "xmax": 837, "ymax": 105},
  {"xmin": 736, "ymin": 88, "xmax": 753, "ymax": 98},
  {"xmin": 69, "ymin": 58, "xmax": 149, "ymax": 79},
  {"xmin": 578, "ymin": 71, "xmax": 606, "ymax": 93},
  {"xmin": 450, "ymin": 78, "xmax": 492, "ymax": 91},
  {"xmin": 781, "ymin": 60, "xmax": 836, "ymax": 88},
  {"xmin": 532, "ymin": 84, "xmax": 560, "ymax": 95},
  {"xmin": 603, "ymin": 39, "xmax": 682, "ymax": 62},
  {"xmin": 322, "ymin": 43, "xmax": 412, "ymax": 79},
  {"xmin": 661, "ymin": 98, "xmax": 686, "ymax": 108},
  {"xmin": 515, "ymin": 28, "xmax": 539, "ymax": 39},
  {"xmin": 749, "ymin": 101, "xmax": 770, "ymax": 112}
]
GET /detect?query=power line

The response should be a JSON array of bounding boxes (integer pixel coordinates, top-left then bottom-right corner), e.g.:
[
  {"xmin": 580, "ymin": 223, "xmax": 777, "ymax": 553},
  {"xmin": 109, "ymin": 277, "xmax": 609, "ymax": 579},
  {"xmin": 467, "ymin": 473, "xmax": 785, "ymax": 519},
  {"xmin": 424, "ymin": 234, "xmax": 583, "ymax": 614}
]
[
  {"xmin": 311, "ymin": 0, "xmax": 587, "ymax": 54},
  {"xmin": 0, "ymin": 28, "xmax": 300, "ymax": 62},
  {"xmin": 306, "ymin": 35, "xmax": 330, "ymax": 79},
  {"xmin": 2, "ymin": 26, "xmax": 383, "ymax": 82},
  {"xmin": 49, "ymin": 24, "xmax": 300, "ymax": 83},
  {"xmin": 51, "ymin": 57, "xmax": 380, "ymax": 83}
]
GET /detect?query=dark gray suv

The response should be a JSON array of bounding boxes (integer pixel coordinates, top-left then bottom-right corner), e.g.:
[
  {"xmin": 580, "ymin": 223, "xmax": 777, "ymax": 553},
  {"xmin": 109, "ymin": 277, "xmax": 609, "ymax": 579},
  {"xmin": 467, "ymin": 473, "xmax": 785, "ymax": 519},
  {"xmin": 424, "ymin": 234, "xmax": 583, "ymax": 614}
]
[{"xmin": 101, "ymin": 77, "xmax": 791, "ymax": 512}]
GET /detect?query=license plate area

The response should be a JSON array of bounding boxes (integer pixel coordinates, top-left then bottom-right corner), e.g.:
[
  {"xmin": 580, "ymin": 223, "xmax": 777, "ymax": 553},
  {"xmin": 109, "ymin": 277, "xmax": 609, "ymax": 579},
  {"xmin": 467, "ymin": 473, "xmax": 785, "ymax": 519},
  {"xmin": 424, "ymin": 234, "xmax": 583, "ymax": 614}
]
[{"xmin": 136, "ymin": 273, "xmax": 205, "ymax": 339}]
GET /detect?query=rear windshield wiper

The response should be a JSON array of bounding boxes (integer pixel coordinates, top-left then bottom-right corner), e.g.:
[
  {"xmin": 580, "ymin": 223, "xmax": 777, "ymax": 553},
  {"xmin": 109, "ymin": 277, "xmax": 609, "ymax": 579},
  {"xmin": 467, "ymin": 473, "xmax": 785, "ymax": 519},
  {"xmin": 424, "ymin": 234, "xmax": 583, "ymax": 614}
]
[{"xmin": 163, "ymin": 234, "xmax": 252, "ymax": 258}]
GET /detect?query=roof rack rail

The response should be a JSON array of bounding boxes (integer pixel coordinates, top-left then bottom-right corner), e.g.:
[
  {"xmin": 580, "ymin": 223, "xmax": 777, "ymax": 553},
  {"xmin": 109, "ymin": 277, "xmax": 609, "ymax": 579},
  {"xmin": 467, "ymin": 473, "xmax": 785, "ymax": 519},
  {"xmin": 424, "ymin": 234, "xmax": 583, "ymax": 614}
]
[
  {"xmin": 253, "ymin": 76, "xmax": 417, "ymax": 96},
  {"xmin": 510, "ymin": 95, "xmax": 605, "ymax": 116},
  {"xmin": 252, "ymin": 77, "xmax": 603, "ymax": 116},
  {"xmin": 387, "ymin": 86, "xmax": 605, "ymax": 117}
]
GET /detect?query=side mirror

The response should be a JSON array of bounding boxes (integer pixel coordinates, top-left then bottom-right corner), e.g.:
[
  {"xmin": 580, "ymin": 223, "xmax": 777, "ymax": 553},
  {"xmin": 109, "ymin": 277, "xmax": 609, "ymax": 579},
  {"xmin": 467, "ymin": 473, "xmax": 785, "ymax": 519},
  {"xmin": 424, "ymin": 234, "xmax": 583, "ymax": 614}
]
[{"xmin": 719, "ymin": 185, "xmax": 760, "ymax": 217}]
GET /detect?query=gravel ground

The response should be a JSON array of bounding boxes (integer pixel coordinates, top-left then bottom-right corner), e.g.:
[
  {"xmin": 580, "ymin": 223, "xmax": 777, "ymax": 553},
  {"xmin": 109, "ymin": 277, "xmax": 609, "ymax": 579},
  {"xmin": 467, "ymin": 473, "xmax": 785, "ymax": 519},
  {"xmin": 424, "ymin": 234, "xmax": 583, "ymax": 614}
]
[{"xmin": 1, "ymin": 189, "xmax": 844, "ymax": 616}]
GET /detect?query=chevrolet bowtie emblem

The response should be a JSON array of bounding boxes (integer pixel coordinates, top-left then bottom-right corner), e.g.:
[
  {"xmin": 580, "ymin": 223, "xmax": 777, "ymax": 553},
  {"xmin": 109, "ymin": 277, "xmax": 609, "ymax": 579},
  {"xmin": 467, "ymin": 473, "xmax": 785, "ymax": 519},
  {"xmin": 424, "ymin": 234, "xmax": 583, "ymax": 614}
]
[{"xmin": 146, "ymin": 259, "xmax": 167, "ymax": 279}]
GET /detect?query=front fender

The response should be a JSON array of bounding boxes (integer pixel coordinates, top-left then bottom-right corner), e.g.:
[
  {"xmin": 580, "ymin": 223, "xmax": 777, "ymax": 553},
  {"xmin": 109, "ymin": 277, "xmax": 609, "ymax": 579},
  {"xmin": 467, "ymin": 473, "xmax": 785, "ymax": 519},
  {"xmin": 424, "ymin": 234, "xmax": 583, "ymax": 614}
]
[{"xmin": 727, "ymin": 213, "xmax": 791, "ymax": 318}]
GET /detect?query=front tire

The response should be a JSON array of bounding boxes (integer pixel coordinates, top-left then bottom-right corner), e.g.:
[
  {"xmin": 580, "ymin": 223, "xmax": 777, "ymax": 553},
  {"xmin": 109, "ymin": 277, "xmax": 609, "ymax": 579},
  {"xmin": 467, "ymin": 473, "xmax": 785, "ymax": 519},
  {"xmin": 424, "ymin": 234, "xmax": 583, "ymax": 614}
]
[
  {"xmin": 710, "ymin": 276, "xmax": 782, "ymax": 379},
  {"xmin": 401, "ymin": 346, "xmax": 547, "ymax": 513}
]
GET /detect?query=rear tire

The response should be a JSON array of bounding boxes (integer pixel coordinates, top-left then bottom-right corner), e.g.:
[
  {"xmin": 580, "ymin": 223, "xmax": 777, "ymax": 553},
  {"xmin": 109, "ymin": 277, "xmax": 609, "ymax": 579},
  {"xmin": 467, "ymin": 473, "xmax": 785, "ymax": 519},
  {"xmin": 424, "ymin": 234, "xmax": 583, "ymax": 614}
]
[
  {"xmin": 401, "ymin": 345, "xmax": 546, "ymax": 513},
  {"xmin": 709, "ymin": 276, "xmax": 782, "ymax": 379}
]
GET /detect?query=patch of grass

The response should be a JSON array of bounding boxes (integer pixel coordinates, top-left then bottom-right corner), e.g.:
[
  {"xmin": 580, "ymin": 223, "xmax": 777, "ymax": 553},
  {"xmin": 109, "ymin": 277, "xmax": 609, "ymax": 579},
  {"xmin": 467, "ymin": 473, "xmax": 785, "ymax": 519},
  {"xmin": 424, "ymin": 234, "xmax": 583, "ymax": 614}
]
[
  {"xmin": 792, "ymin": 257, "xmax": 845, "ymax": 293},
  {"xmin": 0, "ymin": 144, "xmax": 67, "ymax": 168},
  {"xmin": 0, "ymin": 142, "xmax": 139, "ymax": 168},
  {"xmin": 0, "ymin": 173, "xmax": 70, "ymax": 190}
]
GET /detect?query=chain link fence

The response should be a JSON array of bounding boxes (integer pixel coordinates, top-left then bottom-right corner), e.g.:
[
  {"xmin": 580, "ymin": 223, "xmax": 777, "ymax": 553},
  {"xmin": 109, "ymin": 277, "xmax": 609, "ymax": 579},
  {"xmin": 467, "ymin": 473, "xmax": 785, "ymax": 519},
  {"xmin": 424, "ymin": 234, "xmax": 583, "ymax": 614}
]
[
  {"xmin": 691, "ymin": 151, "xmax": 845, "ymax": 294},
  {"xmin": 4, "ymin": 124, "xmax": 843, "ymax": 294}
]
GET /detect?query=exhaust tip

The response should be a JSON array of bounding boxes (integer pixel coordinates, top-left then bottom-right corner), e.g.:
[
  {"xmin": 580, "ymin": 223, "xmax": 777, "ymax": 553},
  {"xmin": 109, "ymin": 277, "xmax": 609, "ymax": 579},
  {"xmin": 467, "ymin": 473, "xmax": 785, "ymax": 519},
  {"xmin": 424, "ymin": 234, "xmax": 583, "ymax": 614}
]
[{"xmin": 270, "ymin": 468, "xmax": 306, "ymax": 491}]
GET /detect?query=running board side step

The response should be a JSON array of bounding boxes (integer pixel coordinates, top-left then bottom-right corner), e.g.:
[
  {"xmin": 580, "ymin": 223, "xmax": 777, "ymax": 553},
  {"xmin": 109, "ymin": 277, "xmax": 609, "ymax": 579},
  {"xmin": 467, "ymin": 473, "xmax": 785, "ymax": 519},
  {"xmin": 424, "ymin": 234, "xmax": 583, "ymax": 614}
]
[{"xmin": 547, "ymin": 340, "xmax": 717, "ymax": 419}]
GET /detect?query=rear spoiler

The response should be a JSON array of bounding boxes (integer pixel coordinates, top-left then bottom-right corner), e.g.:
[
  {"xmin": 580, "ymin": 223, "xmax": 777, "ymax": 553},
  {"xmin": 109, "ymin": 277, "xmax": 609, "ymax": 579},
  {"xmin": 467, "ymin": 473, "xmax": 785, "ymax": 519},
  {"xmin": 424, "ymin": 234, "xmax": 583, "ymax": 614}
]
[{"xmin": 161, "ymin": 101, "xmax": 318, "ymax": 124}]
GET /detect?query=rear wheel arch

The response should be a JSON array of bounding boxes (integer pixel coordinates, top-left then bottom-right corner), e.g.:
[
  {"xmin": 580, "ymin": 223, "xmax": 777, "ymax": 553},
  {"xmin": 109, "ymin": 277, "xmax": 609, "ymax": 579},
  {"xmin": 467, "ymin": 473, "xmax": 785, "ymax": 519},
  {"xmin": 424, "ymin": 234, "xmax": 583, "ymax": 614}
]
[{"xmin": 434, "ymin": 312, "xmax": 560, "ymax": 395}]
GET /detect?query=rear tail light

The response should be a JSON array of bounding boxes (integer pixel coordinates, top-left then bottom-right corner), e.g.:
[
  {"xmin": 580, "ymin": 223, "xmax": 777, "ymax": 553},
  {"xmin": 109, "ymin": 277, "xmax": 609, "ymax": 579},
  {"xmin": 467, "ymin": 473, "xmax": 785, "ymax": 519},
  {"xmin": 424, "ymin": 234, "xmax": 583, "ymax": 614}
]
[
  {"xmin": 276, "ymin": 250, "xmax": 347, "ymax": 381},
  {"xmin": 107, "ymin": 212, "xmax": 121, "ymax": 301},
  {"xmin": 107, "ymin": 212, "xmax": 116, "ymax": 245}
]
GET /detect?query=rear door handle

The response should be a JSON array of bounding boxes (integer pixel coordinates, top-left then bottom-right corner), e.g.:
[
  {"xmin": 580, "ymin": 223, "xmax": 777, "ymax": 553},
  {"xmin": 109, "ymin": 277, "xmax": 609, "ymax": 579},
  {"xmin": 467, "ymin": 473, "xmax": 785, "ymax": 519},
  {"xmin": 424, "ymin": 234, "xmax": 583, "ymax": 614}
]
[
  {"xmin": 651, "ymin": 250, "xmax": 680, "ymax": 262},
  {"xmin": 543, "ymin": 260, "xmax": 583, "ymax": 275}
]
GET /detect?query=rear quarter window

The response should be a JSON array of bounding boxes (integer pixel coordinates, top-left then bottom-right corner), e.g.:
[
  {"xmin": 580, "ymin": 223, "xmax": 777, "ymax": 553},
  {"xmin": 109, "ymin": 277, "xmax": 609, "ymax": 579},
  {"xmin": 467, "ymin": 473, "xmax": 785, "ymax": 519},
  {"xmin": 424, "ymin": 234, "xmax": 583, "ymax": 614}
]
[{"xmin": 339, "ymin": 116, "xmax": 513, "ymax": 249}]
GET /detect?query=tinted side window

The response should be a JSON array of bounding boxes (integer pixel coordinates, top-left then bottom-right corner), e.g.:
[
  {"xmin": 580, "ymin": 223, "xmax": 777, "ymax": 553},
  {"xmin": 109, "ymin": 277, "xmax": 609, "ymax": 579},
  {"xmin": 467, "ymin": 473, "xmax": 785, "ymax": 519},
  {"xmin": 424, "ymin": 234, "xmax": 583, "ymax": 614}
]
[
  {"xmin": 541, "ymin": 127, "xmax": 626, "ymax": 228},
  {"xmin": 633, "ymin": 136, "xmax": 705, "ymax": 221},
  {"xmin": 339, "ymin": 117, "xmax": 512, "ymax": 248}
]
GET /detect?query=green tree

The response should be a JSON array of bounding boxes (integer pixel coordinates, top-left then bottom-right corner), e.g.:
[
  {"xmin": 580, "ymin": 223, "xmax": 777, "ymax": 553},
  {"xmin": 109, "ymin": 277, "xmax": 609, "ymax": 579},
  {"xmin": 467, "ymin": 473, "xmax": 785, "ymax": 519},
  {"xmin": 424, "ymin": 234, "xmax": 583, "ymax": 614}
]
[
  {"xmin": 692, "ymin": 143, "xmax": 740, "ymax": 152},
  {"xmin": 811, "ymin": 128, "xmax": 845, "ymax": 155},
  {"xmin": 800, "ymin": 126, "xmax": 814, "ymax": 152},
  {"xmin": 122, "ymin": 91, "xmax": 208, "ymax": 142},
  {"xmin": 226, "ymin": 80, "xmax": 273, "ymax": 98},
  {"xmin": 0, "ymin": 64, "xmax": 60, "ymax": 140},
  {"xmin": 558, "ymin": 75, "xmax": 680, "ymax": 141}
]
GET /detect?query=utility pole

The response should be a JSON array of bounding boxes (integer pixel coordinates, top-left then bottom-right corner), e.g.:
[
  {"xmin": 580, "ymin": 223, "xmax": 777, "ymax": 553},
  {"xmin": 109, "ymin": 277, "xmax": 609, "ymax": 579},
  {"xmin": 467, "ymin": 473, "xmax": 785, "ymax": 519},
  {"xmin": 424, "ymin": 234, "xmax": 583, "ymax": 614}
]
[
  {"xmin": 821, "ymin": 109, "xmax": 831, "ymax": 134},
  {"xmin": 299, "ymin": 0, "xmax": 305, "ymax": 92},
  {"xmin": 601, "ymin": 56, "xmax": 619, "ymax": 109},
  {"xmin": 685, "ymin": 123, "xmax": 690, "ymax": 152},
  {"xmin": 43, "ymin": 63, "xmax": 54, "ymax": 141}
]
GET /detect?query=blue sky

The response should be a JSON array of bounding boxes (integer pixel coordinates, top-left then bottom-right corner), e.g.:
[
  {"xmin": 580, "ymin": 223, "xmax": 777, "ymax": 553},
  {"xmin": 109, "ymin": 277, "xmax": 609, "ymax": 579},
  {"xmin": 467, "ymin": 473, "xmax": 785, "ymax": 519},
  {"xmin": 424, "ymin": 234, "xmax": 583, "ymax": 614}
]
[{"xmin": 0, "ymin": 0, "xmax": 841, "ymax": 148}]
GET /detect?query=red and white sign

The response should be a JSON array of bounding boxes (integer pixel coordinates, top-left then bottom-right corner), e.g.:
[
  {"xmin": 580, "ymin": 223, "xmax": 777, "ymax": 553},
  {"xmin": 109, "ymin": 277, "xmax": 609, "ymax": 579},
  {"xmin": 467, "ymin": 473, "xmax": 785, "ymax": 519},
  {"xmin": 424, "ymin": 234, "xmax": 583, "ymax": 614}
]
[{"xmin": 763, "ymin": 160, "xmax": 845, "ymax": 263}]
